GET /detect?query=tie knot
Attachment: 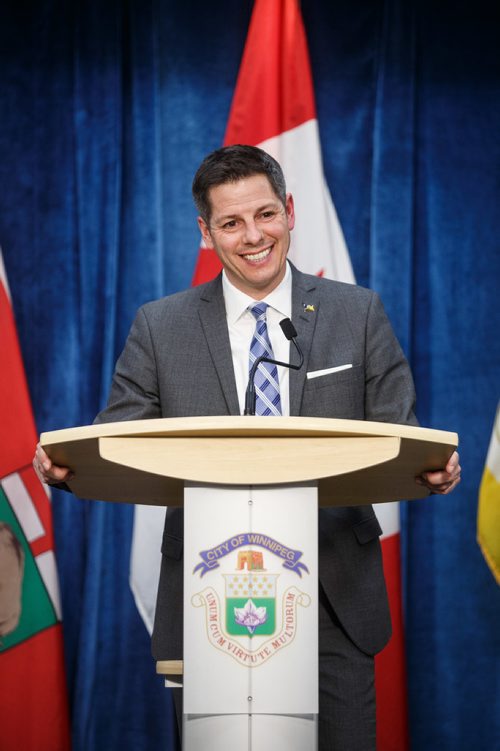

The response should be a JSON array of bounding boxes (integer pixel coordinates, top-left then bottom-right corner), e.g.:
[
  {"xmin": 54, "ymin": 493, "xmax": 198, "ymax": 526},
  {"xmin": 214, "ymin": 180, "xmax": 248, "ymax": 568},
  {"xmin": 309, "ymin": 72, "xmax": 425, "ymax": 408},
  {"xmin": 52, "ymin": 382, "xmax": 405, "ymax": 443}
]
[{"xmin": 250, "ymin": 302, "xmax": 268, "ymax": 321}]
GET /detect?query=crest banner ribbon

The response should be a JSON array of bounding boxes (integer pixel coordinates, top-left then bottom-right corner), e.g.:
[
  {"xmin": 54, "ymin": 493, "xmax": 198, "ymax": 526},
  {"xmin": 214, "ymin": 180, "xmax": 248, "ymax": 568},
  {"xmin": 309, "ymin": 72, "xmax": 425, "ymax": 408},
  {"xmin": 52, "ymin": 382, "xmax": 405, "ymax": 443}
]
[{"xmin": 193, "ymin": 532, "xmax": 309, "ymax": 578}]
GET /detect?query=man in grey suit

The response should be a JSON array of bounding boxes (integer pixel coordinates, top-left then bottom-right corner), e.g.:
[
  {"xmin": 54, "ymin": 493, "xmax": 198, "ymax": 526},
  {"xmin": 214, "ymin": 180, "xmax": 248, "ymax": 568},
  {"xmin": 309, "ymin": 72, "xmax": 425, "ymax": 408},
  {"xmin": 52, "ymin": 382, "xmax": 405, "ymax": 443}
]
[{"xmin": 35, "ymin": 145, "xmax": 460, "ymax": 749}]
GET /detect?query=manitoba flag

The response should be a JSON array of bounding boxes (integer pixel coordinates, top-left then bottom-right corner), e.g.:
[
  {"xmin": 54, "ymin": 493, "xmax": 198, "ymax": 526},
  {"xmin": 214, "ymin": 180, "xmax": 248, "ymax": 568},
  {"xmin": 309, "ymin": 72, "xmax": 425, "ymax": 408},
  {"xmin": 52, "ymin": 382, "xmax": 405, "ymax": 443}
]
[
  {"xmin": 0, "ymin": 251, "xmax": 71, "ymax": 750},
  {"xmin": 193, "ymin": 1, "xmax": 409, "ymax": 748}
]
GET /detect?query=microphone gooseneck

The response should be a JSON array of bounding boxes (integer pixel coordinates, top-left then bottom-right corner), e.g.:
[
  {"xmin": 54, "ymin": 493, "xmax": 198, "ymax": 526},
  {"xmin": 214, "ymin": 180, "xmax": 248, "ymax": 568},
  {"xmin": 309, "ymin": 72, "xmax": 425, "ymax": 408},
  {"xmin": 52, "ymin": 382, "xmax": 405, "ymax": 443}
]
[{"xmin": 244, "ymin": 317, "xmax": 304, "ymax": 416}]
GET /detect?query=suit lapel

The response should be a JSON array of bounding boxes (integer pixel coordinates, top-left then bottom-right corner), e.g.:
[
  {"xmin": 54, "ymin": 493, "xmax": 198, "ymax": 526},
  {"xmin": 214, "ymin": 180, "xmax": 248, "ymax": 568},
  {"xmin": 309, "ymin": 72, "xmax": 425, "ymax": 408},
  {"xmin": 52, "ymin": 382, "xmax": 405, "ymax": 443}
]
[
  {"xmin": 198, "ymin": 275, "xmax": 240, "ymax": 415},
  {"xmin": 290, "ymin": 267, "xmax": 319, "ymax": 415}
]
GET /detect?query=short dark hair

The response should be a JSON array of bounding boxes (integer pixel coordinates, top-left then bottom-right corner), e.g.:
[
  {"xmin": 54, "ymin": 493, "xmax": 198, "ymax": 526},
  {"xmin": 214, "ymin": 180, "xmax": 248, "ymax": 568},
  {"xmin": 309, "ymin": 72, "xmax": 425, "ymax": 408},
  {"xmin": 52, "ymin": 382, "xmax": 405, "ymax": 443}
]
[{"xmin": 192, "ymin": 144, "xmax": 287, "ymax": 223}]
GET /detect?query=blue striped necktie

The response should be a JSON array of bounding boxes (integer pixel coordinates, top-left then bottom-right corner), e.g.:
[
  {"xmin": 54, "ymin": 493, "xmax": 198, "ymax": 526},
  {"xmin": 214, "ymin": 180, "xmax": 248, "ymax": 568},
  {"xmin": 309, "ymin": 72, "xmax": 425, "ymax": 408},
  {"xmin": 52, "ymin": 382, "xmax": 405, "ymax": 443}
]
[{"xmin": 248, "ymin": 302, "xmax": 282, "ymax": 416}]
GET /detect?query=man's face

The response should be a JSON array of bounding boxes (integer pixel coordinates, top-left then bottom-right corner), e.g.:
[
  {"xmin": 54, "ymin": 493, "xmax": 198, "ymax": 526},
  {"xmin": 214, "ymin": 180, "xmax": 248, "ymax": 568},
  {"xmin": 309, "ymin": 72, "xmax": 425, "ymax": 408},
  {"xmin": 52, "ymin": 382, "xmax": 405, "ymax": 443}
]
[{"xmin": 198, "ymin": 174, "xmax": 295, "ymax": 300}]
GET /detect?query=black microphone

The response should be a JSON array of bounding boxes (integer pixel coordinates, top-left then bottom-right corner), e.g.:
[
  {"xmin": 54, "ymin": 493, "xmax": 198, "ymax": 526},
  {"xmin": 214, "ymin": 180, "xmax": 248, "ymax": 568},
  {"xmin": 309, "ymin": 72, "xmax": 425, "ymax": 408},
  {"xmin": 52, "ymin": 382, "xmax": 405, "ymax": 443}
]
[{"xmin": 244, "ymin": 318, "xmax": 304, "ymax": 416}]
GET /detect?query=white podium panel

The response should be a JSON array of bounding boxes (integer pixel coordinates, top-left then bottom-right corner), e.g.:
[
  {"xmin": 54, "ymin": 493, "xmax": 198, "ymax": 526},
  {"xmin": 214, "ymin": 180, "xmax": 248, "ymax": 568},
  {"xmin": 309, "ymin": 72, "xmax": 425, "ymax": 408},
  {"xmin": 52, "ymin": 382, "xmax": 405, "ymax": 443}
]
[{"xmin": 184, "ymin": 483, "xmax": 318, "ymax": 749}]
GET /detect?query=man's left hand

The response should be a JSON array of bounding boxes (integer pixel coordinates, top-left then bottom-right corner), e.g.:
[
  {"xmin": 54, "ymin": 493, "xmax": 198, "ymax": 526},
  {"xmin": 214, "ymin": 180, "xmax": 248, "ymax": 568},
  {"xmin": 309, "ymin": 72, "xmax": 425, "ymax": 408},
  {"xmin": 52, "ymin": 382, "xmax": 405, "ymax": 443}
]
[{"xmin": 416, "ymin": 450, "xmax": 461, "ymax": 494}]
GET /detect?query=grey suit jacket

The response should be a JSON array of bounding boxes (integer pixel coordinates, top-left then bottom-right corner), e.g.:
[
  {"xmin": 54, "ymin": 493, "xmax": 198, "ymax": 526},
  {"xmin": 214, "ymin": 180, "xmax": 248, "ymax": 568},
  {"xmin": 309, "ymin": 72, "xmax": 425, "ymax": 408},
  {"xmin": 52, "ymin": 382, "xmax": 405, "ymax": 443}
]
[{"xmin": 96, "ymin": 264, "xmax": 418, "ymax": 659}]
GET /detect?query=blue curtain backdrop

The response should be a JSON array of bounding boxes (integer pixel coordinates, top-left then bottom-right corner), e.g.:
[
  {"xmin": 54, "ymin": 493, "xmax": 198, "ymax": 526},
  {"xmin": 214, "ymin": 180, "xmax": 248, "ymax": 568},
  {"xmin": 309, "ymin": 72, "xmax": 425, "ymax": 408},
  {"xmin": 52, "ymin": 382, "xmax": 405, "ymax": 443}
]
[{"xmin": 0, "ymin": 1, "xmax": 498, "ymax": 749}]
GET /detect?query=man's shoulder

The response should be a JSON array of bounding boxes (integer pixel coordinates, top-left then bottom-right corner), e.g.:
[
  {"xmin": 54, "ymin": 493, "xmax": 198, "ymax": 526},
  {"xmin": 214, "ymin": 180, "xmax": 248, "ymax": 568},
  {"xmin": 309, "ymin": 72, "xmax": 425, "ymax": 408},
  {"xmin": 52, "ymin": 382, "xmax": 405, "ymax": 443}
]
[
  {"xmin": 138, "ymin": 276, "xmax": 221, "ymax": 319},
  {"xmin": 293, "ymin": 266, "xmax": 376, "ymax": 304}
]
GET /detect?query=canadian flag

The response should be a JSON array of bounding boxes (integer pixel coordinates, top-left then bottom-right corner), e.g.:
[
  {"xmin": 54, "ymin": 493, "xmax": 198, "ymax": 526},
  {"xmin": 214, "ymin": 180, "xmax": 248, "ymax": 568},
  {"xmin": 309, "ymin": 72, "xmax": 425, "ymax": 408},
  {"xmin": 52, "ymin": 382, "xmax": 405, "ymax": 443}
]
[
  {"xmin": 192, "ymin": 0, "xmax": 353, "ymax": 285},
  {"xmin": 131, "ymin": 1, "xmax": 409, "ymax": 747}
]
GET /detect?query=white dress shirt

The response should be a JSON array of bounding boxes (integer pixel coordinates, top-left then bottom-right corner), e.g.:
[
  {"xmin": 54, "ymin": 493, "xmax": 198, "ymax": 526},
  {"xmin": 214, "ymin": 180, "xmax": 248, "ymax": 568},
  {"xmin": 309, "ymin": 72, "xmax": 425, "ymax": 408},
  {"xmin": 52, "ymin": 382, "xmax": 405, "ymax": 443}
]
[{"xmin": 222, "ymin": 261, "xmax": 292, "ymax": 415}]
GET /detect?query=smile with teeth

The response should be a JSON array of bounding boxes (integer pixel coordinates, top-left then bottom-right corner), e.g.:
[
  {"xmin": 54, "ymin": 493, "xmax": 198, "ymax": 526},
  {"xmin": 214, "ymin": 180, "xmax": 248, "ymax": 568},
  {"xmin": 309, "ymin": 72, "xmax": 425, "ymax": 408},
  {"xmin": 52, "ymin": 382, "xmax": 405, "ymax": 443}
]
[{"xmin": 242, "ymin": 247, "xmax": 272, "ymax": 262}]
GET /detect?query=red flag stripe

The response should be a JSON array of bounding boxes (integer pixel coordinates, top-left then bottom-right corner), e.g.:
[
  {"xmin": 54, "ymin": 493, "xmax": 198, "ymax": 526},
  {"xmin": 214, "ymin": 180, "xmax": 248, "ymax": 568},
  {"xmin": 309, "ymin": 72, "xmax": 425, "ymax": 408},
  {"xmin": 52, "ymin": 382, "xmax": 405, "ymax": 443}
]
[
  {"xmin": 376, "ymin": 533, "xmax": 410, "ymax": 749},
  {"xmin": 0, "ymin": 280, "xmax": 38, "ymax": 475},
  {"xmin": 224, "ymin": 0, "xmax": 315, "ymax": 145},
  {"xmin": 0, "ymin": 626, "xmax": 70, "ymax": 751}
]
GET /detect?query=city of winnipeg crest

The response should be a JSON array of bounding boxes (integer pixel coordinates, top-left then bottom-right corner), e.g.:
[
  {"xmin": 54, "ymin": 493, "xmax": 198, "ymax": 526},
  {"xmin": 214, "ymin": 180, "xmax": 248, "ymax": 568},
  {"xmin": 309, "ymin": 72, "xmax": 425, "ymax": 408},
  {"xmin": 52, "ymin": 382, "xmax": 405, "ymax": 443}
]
[{"xmin": 191, "ymin": 533, "xmax": 311, "ymax": 667}]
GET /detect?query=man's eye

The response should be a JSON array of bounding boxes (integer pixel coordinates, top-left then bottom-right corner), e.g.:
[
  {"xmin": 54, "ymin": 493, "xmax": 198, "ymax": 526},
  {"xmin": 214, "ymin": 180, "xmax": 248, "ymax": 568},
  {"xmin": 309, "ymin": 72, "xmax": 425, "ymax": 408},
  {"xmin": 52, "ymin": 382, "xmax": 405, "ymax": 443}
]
[
  {"xmin": 222, "ymin": 220, "xmax": 238, "ymax": 230},
  {"xmin": 260, "ymin": 211, "xmax": 276, "ymax": 220}
]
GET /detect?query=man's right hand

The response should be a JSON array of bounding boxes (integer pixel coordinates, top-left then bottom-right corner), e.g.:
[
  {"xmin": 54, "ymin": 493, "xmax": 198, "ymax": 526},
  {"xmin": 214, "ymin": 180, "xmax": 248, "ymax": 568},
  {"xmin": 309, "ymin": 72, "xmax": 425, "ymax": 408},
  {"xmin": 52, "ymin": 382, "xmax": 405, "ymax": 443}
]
[{"xmin": 33, "ymin": 442, "xmax": 73, "ymax": 486}]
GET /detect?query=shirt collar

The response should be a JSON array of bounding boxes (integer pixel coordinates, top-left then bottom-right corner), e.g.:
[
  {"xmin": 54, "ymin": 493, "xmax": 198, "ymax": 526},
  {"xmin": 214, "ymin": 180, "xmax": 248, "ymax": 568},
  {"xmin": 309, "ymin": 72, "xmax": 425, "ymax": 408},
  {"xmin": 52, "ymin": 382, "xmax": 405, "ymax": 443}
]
[{"xmin": 222, "ymin": 261, "xmax": 292, "ymax": 324}]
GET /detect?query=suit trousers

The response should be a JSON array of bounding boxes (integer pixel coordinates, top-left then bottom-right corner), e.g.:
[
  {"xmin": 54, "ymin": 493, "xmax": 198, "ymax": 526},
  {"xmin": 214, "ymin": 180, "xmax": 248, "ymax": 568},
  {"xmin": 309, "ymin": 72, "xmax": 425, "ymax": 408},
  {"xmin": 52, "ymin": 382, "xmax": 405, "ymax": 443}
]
[
  {"xmin": 318, "ymin": 582, "xmax": 376, "ymax": 750},
  {"xmin": 169, "ymin": 582, "xmax": 376, "ymax": 751}
]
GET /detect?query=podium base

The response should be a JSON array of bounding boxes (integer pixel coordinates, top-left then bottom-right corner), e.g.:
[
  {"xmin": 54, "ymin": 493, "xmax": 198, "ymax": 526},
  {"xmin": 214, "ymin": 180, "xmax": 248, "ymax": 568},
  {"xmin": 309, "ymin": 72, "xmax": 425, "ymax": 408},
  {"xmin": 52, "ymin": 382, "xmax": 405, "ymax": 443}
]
[{"xmin": 184, "ymin": 713, "xmax": 317, "ymax": 750}]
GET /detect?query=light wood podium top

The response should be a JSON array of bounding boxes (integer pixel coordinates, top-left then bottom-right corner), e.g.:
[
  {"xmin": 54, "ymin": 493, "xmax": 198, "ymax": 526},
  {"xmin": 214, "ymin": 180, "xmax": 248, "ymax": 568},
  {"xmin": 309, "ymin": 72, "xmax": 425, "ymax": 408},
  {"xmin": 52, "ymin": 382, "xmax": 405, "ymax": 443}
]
[{"xmin": 41, "ymin": 416, "xmax": 458, "ymax": 507}]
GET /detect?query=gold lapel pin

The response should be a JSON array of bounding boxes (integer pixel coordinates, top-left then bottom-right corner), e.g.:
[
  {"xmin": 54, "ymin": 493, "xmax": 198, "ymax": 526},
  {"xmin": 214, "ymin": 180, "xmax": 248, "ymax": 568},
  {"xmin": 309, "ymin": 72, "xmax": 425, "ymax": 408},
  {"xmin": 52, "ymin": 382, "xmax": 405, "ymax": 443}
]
[{"xmin": 303, "ymin": 304, "xmax": 315, "ymax": 313}]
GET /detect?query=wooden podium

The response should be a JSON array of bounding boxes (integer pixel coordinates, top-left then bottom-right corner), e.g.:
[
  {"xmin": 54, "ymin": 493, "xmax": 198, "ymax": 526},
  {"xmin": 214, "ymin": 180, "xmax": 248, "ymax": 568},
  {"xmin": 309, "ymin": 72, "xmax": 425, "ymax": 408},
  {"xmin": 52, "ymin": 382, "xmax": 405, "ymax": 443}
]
[{"xmin": 41, "ymin": 416, "xmax": 458, "ymax": 751}]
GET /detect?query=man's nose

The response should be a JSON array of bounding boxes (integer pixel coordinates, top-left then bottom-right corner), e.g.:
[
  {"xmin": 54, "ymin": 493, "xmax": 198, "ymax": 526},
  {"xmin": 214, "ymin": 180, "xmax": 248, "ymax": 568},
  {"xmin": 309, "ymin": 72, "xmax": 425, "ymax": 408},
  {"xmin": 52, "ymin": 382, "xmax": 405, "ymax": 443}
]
[{"xmin": 242, "ymin": 220, "xmax": 264, "ymax": 245}]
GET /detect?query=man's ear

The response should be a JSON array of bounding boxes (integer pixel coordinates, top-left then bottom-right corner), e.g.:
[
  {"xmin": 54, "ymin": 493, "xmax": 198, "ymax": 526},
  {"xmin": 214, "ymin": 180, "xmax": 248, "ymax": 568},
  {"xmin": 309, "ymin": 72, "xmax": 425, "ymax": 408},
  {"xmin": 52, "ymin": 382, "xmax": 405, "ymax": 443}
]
[
  {"xmin": 285, "ymin": 193, "xmax": 295, "ymax": 231},
  {"xmin": 197, "ymin": 216, "xmax": 212, "ymax": 246}
]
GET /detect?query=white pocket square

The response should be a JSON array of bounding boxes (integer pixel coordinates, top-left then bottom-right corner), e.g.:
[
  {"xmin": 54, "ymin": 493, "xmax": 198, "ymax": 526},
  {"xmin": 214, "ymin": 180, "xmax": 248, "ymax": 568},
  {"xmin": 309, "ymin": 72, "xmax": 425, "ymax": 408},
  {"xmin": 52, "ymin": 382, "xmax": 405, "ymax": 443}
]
[{"xmin": 306, "ymin": 364, "xmax": 353, "ymax": 380}]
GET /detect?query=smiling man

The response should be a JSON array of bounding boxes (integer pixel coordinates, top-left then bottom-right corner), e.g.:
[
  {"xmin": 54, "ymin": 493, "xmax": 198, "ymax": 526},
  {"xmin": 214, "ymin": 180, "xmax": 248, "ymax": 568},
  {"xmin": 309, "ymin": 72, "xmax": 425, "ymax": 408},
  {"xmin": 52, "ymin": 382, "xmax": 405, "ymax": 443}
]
[
  {"xmin": 35, "ymin": 145, "xmax": 460, "ymax": 750},
  {"xmin": 195, "ymin": 162, "xmax": 294, "ymax": 299}
]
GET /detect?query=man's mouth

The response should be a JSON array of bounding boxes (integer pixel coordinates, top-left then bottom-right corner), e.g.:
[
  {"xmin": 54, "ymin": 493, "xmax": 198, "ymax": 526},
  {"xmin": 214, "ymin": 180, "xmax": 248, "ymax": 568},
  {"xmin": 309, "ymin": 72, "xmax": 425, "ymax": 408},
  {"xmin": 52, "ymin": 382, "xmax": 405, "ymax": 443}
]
[{"xmin": 242, "ymin": 247, "xmax": 272, "ymax": 263}]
